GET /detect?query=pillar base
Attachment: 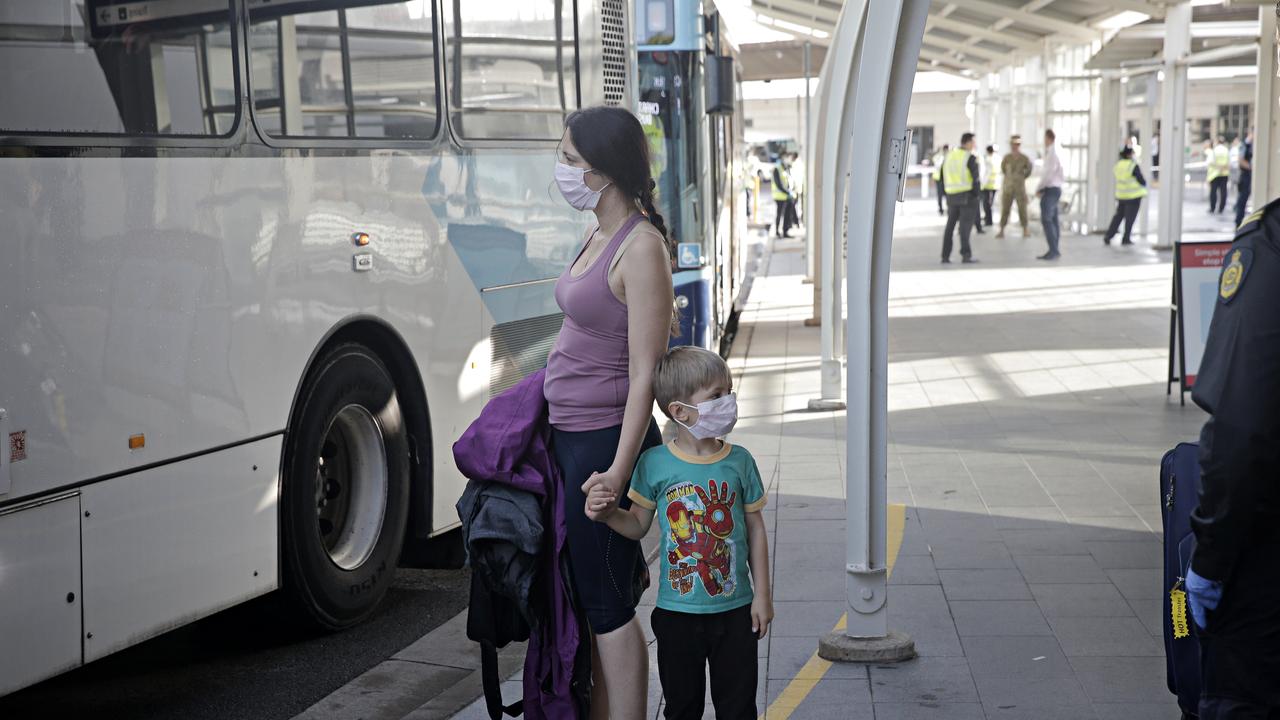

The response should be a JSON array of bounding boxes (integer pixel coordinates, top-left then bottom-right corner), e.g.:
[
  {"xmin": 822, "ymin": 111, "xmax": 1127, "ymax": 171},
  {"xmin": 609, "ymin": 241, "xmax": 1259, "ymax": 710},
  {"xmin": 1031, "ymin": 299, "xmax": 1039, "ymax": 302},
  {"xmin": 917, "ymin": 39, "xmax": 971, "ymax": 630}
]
[
  {"xmin": 808, "ymin": 398, "xmax": 847, "ymax": 411},
  {"xmin": 818, "ymin": 630, "xmax": 915, "ymax": 663}
]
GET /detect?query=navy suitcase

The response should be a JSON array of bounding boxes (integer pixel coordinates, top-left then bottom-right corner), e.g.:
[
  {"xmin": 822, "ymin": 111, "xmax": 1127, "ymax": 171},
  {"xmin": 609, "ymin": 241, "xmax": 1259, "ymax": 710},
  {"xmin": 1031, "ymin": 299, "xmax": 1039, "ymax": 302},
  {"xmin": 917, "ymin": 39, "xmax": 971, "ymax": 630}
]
[{"xmin": 1160, "ymin": 442, "xmax": 1202, "ymax": 718}]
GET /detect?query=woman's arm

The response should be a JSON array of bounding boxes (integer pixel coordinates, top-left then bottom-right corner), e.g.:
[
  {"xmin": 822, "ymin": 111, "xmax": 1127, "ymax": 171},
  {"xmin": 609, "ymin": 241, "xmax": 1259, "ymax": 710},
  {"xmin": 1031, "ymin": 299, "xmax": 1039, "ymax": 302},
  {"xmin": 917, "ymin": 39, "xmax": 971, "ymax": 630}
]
[{"xmin": 581, "ymin": 228, "xmax": 673, "ymax": 497}]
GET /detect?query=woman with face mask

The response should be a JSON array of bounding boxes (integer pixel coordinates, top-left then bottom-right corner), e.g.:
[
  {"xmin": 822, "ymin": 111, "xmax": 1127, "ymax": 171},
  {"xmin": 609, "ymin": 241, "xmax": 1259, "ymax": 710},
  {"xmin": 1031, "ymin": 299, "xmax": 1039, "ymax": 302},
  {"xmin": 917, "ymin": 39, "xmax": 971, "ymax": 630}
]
[{"xmin": 543, "ymin": 106, "xmax": 678, "ymax": 720}]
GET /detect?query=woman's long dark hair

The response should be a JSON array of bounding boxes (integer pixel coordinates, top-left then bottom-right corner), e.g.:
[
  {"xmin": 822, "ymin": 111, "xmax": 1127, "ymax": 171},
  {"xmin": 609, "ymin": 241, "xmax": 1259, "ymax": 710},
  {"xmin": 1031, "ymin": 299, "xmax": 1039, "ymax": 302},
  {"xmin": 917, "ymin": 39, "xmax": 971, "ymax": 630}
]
[{"xmin": 566, "ymin": 105, "xmax": 680, "ymax": 334}]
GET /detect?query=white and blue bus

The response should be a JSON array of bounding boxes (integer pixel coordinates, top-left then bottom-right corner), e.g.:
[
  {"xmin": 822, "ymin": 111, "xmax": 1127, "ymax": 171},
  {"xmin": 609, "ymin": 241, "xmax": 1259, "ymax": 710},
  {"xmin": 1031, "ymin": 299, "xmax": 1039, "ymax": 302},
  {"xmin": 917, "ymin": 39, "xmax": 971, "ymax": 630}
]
[
  {"xmin": 635, "ymin": 0, "xmax": 750, "ymax": 353},
  {"xmin": 0, "ymin": 0, "xmax": 634, "ymax": 696}
]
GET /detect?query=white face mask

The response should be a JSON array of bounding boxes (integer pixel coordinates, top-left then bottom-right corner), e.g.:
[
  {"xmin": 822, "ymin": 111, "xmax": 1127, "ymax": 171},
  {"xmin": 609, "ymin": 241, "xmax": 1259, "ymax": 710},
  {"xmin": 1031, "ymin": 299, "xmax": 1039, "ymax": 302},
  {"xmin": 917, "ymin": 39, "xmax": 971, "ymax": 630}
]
[
  {"xmin": 555, "ymin": 162, "xmax": 610, "ymax": 211},
  {"xmin": 675, "ymin": 393, "xmax": 738, "ymax": 440}
]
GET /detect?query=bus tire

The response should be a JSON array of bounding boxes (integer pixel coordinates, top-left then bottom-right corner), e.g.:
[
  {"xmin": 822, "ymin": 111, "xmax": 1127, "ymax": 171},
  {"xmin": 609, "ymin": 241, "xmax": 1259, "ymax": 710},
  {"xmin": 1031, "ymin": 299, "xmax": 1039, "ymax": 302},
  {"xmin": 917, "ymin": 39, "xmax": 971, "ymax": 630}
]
[{"xmin": 280, "ymin": 343, "xmax": 409, "ymax": 631}]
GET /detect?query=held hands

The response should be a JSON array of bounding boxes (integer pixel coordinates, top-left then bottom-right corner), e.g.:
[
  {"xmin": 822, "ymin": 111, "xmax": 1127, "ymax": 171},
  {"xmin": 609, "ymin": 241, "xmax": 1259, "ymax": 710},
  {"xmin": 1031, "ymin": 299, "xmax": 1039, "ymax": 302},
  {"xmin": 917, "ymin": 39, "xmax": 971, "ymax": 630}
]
[
  {"xmin": 750, "ymin": 594, "xmax": 774, "ymax": 639},
  {"xmin": 584, "ymin": 483, "xmax": 618, "ymax": 522},
  {"xmin": 582, "ymin": 465, "xmax": 628, "ymax": 498}
]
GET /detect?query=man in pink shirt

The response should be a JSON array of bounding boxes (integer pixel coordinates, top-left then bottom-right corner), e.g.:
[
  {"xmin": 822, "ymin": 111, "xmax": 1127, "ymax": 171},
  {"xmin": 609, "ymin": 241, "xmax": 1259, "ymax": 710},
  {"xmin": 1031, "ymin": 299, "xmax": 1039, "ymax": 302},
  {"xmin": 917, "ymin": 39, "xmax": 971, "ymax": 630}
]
[{"xmin": 1036, "ymin": 129, "xmax": 1064, "ymax": 260}]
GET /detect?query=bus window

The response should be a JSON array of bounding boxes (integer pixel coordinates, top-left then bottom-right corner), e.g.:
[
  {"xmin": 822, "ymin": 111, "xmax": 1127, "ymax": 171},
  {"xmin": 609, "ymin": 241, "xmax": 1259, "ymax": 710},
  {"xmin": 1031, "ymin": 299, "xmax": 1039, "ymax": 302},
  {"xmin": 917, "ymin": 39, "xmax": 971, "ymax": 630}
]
[
  {"xmin": 445, "ymin": 0, "xmax": 577, "ymax": 141},
  {"xmin": 0, "ymin": 0, "xmax": 237, "ymax": 137},
  {"xmin": 248, "ymin": 0, "xmax": 438, "ymax": 140},
  {"xmin": 637, "ymin": 51, "xmax": 697, "ymax": 248}
]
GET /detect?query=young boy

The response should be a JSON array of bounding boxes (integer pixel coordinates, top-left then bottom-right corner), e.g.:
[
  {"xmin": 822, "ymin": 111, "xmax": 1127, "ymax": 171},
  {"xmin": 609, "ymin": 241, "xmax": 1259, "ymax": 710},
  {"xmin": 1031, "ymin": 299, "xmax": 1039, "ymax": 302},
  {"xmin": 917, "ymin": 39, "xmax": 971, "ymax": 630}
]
[{"xmin": 585, "ymin": 346, "xmax": 773, "ymax": 719}]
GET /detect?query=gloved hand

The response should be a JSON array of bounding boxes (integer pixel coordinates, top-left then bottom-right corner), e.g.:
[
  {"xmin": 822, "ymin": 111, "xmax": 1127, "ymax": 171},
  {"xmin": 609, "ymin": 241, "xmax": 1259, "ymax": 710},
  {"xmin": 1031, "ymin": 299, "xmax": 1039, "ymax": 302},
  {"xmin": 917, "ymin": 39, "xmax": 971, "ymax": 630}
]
[{"xmin": 1185, "ymin": 567, "xmax": 1223, "ymax": 629}]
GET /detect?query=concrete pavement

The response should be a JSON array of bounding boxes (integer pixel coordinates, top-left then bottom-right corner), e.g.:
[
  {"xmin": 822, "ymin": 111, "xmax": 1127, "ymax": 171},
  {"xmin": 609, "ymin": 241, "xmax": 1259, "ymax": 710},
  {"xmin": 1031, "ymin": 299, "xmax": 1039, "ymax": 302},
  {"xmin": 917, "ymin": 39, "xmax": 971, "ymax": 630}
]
[{"xmin": 300, "ymin": 196, "xmax": 1212, "ymax": 719}]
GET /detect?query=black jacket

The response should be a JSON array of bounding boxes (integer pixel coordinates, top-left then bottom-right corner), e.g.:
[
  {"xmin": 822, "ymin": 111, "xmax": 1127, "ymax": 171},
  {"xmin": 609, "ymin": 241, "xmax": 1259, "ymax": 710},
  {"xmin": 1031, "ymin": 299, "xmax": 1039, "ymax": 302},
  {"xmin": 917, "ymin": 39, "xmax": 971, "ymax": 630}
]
[
  {"xmin": 1190, "ymin": 197, "xmax": 1280, "ymax": 581},
  {"xmin": 456, "ymin": 480, "xmax": 544, "ymax": 625}
]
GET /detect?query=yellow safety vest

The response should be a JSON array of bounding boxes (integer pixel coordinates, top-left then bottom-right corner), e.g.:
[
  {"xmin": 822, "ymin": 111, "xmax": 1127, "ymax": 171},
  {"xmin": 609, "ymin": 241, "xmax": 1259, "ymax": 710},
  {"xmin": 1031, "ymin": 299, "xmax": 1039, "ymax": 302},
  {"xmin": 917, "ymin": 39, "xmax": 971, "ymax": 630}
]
[
  {"xmin": 931, "ymin": 152, "xmax": 945, "ymax": 181},
  {"xmin": 942, "ymin": 148, "xmax": 974, "ymax": 195},
  {"xmin": 1113, "ymin": 159, "xmax": 1146, "ymax": 200},
  {"xmin": 981, "ymin": 154, "xmax": 1000, "ymax": 191},
  {"xmin": 1207, "ymin": 146, "xmax": 1230, "ymax": 181},
  {"xmin": 772, "ymin": 166, "xmax": 791, "ymax": 201},
  {"xmin": 1213, "ymin": 145, "xmax": 1230, "ymax": 177}
]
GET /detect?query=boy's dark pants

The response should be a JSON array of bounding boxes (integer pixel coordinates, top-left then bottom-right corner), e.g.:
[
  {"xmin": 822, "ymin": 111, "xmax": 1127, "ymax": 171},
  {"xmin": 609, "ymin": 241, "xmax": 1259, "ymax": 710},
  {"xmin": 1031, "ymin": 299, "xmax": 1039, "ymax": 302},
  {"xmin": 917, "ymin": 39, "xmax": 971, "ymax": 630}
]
[{"xmin": 652, "ymin": 604, "xmax": 758, "ymax": 719}]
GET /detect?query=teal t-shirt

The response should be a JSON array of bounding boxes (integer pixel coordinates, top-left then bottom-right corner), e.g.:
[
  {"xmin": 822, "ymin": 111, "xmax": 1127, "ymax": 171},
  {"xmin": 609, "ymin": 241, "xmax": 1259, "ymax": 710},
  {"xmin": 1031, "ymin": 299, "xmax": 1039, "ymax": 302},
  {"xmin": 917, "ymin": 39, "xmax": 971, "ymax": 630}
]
[{"xmin": 628, "ymin": 442, "xmax": 767, "ymax": 614}]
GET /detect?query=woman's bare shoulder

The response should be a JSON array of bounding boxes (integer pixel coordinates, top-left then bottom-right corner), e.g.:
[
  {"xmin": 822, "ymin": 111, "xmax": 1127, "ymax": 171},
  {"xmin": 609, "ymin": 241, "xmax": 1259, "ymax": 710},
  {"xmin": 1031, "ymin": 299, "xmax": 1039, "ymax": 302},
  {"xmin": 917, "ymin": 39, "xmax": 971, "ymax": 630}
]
[
  {"xmin": 608, "ymin": 220, "xmax": 669, "ymax": 286},
  {"xmin": 617, "ymin": 221, "xmax": 668, "ymax": 263}
]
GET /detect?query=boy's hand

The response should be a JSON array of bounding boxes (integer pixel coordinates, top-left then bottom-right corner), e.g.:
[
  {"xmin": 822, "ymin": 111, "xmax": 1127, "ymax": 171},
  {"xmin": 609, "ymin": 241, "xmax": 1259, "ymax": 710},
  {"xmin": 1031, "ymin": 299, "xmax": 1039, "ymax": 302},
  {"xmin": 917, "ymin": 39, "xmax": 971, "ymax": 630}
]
[
  {"xmin": 585, "ymin": 484, "xmax": 618, "ymax": 522},
  {"xmin": 750, "ymin": 595, "xmax": 774, "ymax": 639}
]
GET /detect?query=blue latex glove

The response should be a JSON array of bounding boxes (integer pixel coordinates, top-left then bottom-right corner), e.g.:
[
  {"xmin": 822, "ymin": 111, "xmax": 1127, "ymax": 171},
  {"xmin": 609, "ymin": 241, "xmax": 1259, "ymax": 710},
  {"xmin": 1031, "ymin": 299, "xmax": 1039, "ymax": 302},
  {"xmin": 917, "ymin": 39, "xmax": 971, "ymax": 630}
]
[{"xmin": 1185, "ymin": 568, "xmax": 1223, "ymax": 629}]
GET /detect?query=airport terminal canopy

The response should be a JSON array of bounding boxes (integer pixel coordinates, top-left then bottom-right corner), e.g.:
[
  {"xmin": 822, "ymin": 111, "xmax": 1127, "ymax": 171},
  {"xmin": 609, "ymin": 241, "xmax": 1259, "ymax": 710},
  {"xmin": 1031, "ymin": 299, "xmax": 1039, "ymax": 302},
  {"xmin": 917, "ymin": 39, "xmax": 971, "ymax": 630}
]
[
  {"xmin": 1085, "ymin": 3, "xmax": 1259, "ymax": 71},
  {"xmin": 742, "ymin": 0, "xmax": 1186, "ymax": 78}
]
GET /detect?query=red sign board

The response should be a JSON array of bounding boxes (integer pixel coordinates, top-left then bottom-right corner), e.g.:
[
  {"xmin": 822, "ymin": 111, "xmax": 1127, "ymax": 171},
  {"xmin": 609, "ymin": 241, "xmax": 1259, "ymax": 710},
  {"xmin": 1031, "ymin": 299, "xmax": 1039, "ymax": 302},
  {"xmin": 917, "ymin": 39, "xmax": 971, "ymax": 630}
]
[{"xmin": 1179, "ymin": 243, "xmax": 1231, "ymax": 270}]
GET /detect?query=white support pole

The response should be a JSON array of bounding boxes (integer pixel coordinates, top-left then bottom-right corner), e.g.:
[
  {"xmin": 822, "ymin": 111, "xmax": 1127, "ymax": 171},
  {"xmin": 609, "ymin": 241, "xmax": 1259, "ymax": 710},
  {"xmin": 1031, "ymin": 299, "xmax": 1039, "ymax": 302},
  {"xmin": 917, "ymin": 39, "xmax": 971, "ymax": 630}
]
[
  {"xmin": 1090, "ymin": 73, "xmax": 1122, "ymax": 231},
  {"xmin": 805, "ymin": 41, "xmax": 815, "ymax": 283},
  {"xmin": 1140, "ymin": 74, "xmax": 1156, "ymax": 242},
  {"xmin": 1255, "ymin": 8, "xmax": 1279, "ymax": 206},
  {"xmin": 819, "ymin": 0, "xmax": 927, "ymax": 662},
  {"xmin": 996, "ymin": 67, "xmax": 1013, "ymax": 149},
  {"xmin": 809, "ymin": 2, "xmax": 863, "ymax": 411},
  {"xmin": 974, "ymin": 78, "xmax": 991, "ymax": 148},
  {"xmin": 1155, "ymin": 3, "xmax": 1191, "ymax": 251},
  {"xmin": 843, "ymin": 0, "xmax": 897, "ymax": 640}
]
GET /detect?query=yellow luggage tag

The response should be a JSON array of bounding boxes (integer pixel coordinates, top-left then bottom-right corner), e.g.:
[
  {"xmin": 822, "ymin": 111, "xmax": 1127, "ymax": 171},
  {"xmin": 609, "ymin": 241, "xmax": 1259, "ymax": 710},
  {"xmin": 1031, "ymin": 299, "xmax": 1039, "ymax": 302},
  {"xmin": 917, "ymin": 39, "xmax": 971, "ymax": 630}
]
[{"xmin": 1170, "ymin": 579, "xmax": 1190, "ymax": 640}]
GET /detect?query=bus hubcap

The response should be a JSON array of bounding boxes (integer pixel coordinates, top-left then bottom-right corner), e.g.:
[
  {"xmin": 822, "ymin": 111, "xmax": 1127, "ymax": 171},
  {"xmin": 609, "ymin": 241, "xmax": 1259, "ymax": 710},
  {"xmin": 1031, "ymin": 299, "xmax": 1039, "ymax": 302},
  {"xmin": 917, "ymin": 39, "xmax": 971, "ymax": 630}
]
[{"xmin": 316, "ymin": 404, "xmax": 388, "ymax": 571}]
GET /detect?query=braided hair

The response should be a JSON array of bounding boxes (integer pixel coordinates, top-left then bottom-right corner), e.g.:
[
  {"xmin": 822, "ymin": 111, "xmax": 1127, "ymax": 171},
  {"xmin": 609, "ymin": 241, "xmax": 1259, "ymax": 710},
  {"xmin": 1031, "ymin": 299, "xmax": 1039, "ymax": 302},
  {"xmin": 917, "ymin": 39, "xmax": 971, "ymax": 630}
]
[{"xmin": 565, "ymin": 106, "xmax": 680, "ymax": 334}]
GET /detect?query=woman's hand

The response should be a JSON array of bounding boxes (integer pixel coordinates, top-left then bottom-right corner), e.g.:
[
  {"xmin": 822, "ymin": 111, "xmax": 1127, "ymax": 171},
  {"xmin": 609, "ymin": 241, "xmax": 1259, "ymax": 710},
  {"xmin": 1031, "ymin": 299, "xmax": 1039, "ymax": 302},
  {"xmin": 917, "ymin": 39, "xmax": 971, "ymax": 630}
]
[{"xmin": 582, "ymin": 465, "xmax": 629, "ymax": 498}]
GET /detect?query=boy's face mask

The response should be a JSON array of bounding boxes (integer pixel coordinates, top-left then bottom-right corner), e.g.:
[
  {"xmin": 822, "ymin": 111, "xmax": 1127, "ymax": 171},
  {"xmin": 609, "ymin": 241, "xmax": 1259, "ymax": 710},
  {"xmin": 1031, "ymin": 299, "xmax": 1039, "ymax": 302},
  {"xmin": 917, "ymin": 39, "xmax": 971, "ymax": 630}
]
[{"xmin": 675, "ymin": 393, "xmax": 738, "ymax": 440}]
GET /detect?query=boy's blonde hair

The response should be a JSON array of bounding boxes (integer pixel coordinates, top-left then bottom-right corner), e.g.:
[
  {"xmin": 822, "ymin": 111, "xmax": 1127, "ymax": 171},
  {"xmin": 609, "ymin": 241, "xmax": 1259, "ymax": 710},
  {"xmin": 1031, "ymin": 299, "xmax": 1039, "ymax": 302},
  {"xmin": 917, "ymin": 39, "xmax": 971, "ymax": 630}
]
[{"xmin": 653, "ymin": 346, "xmax": 732, "ymax": 418}]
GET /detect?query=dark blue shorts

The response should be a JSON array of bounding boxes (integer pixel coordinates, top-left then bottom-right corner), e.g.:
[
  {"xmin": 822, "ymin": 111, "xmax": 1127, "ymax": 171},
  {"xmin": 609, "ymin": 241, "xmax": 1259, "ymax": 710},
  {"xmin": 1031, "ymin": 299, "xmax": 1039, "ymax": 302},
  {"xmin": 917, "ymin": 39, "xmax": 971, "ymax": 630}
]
[{"xmin": 553, "ymin": 420, "xmax": 662, "ymax": 635}]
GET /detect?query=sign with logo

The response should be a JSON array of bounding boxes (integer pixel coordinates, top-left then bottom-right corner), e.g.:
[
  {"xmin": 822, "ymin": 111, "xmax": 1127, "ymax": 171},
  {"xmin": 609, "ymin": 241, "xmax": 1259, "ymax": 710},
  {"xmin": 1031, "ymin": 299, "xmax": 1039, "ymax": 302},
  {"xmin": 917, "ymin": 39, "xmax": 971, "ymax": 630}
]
[
  {"xmin": 1169, "ymin": 241, "xmax": 1232, "ymax": 402},
  {"xmin": 9, "ymin": 431, "xmax": 26, "ymax": 464},
  {"xmin": 677, "ymin": 242, "xmax": 701, "ymax": 269}
]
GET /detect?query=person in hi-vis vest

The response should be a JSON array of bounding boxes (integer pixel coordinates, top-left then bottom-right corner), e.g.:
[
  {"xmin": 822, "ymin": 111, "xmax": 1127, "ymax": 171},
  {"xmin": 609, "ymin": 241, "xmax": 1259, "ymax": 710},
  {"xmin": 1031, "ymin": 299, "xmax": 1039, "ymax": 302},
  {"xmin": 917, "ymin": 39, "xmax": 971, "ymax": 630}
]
[
  {"xmin": 1102, "ymin": 147, "xmax": 1147, "ymax": 246},
  {"xmin": 1206, "ymin": 137, "xmax": 1230, "ymax": 215},
  {"xmin": 771, "ymin": 156, "xmax": 793, "ymax": 238},
  {"xmin": 940, "ymin": 133, "xmax": 981, "ymax": 264},
  {"xmin": 980, "ymin": 145, "xmax": 1000, "ymax": 231}
]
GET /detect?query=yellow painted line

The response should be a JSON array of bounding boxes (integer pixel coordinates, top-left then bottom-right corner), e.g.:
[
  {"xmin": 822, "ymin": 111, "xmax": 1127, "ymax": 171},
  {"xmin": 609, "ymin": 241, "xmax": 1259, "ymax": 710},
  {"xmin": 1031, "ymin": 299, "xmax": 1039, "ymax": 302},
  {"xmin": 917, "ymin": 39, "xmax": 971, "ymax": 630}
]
[{"xmin": 760, "ymin": 503, "xmax": 907, "ymax": 720}]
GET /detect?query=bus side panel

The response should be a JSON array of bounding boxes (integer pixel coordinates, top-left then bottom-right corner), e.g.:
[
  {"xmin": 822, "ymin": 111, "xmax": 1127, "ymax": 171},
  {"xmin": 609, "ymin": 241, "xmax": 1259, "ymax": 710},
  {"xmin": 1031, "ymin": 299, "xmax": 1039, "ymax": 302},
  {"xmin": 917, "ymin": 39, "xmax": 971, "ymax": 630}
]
[
  {"xmin": 671, "ymin": 269, "xmax": 712, "ymax": 350},
  {"xmin": 249, "ymin": 153, "xmax": 488, "ymax": 536},
  {"xmin": 80, "ymin": 436, "xmax": 280, "ymax": 662},
  {"xmin": 0, "ymin": 495, "xmax": 83, "ymax": 696}
]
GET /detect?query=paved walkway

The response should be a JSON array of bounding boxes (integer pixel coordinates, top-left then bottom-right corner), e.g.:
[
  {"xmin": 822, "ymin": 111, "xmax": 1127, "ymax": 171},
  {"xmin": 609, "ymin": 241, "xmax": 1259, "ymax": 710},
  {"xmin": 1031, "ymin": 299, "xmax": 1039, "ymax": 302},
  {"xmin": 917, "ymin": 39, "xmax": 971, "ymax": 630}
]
[
  {"xmin": 301, "ymin": 196, "xmax": 1213, "ymax": 719},
  {"xmin": 725, "ymin": 198, "xmax": 1209, "ymax": 720}
]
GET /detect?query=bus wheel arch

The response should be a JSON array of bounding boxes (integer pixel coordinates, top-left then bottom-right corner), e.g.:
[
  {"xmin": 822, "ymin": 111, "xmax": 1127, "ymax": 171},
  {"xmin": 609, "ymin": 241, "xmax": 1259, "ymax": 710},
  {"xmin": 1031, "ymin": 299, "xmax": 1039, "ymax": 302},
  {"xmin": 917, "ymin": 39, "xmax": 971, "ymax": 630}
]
[{"xmin": 279, "ymin": 318, "xmax": 434, "ymax": 630}]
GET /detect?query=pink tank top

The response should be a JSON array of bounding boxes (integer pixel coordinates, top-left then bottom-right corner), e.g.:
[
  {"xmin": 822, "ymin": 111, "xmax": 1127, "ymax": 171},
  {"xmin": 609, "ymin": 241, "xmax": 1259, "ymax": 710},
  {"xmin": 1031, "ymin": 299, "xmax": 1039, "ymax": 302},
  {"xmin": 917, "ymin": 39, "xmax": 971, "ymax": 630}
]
[{"xmin": 544, "ymin": 214, "xmax": 645, "ymax": 431}]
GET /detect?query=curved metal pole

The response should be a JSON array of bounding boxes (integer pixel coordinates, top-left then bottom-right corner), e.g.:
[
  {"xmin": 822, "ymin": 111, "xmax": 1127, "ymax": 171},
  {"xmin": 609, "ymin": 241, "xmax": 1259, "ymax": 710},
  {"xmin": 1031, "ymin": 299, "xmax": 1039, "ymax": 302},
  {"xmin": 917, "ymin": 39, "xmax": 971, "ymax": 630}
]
[
  {"xmin": 838, "ymin": 0, "xmax": 929, "ymax": 641},
  {"xmin": 809, "ymin": 0, "xmax": 867, "ymax": 411}
]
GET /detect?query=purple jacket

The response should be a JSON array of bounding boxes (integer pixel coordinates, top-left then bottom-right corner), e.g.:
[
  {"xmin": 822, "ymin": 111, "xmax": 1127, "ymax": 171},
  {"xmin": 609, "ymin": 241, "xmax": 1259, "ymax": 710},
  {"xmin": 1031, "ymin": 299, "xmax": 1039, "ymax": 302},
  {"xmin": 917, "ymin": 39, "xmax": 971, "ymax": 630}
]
[{"xmin": 453, "ymin": 369, "xmax": 579, "ymax": 720}]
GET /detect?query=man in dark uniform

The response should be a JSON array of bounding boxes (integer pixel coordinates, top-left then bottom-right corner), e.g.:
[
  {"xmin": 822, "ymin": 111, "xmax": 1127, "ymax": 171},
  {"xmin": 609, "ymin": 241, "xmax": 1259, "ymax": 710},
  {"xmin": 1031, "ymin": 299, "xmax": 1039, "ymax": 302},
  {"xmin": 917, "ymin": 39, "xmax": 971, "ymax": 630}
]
[
  {"xmin": 1185, "ymin": 197, "xmax": 1280, "ymax": 719},
  {"xmin": 1235, "ymin": 130, "xmax": 1253, "ymax": 228}
]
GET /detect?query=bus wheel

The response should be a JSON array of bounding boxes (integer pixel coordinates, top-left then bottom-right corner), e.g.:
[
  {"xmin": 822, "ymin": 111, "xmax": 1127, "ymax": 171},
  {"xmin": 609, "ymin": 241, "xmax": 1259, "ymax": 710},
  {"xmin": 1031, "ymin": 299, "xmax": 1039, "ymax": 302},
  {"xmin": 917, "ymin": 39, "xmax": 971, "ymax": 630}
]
[{"xmin": 281, "ymin": 343, "xmax": 409, "ymax": 630}]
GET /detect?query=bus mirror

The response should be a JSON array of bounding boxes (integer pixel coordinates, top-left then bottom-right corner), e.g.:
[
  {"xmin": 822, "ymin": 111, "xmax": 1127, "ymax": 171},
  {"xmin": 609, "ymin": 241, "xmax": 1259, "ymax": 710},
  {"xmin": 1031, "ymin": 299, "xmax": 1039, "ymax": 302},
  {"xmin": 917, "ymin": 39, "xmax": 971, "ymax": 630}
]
[{"xmin": 705, "ymin": 56, "xmax": 735, "ymax": 115}]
